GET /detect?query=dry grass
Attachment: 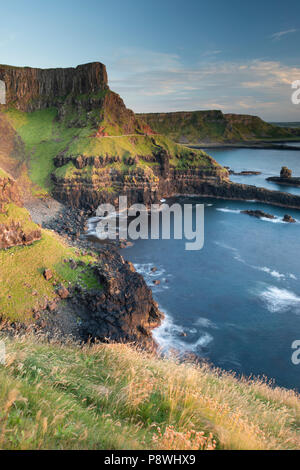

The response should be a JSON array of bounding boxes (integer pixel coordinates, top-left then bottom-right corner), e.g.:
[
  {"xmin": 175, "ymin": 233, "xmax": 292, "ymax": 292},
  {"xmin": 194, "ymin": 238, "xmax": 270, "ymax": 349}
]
[{"xmin": 0, "ymin": 333, "xmax": 299, "ymax": 450}]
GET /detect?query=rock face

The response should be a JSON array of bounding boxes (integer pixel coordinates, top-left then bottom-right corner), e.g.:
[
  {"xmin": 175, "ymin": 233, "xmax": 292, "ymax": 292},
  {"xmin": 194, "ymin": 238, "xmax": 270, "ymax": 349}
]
[
  {"xmin": 0, "ymin": 171, "xmax": 22, "ymax": 210},
  {"xmin": 0, "ymin": 62, "xmax": 152, "ymax": 135},
  {"xmin": 76, "ymin": 247, "xmax": 163, "ymax": 349},
  {"xmin": 0, "ymin": 62, "xmax": 108, "ymax": 111},
  {"xmin": 0, "ymin": 171, "xmax": 42, "ymax": 249},
  {"xmin": 0, "ymin": 220, "xmax": 41, "ymax": 249},
  {"xmin": 52, "ymin": 150, "xmax": 228, "ymax": 209}
]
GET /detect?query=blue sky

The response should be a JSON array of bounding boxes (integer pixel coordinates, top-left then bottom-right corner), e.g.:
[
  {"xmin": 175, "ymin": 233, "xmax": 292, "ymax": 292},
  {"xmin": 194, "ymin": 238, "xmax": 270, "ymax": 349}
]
[{"xmin": 1, "ymin": 0, "xmax": 300, "ymax": 120}]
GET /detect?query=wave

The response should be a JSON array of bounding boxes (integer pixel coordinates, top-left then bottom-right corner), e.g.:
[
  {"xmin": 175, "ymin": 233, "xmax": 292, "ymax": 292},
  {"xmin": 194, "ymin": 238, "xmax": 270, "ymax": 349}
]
[
  {"xmin": 195, "ymin": 317, "xmax": 217, "ymax": 329},
  {"xmin": 216, "ymin": 208, "xmax": 241, "ymax": 214},
  {"xmin": 153, "ymin": 311, "xmax": 213, "ymax": 354},
  {"xmin": 259, "ymin": 286, "xmax": 300, "ymax": 313},
  {"xmin": 216, "ymin": 207, "xmax": 298, "ymax": 224},
  {"xmin": 215, "ymin": 242, "xmax": 298, "ymax": 281},
  {"xmin": 258, "ymin": 267, "xmax": 285, "ymax": 279},
  {"xmin": 260, "ymin": 217, "xmax": 285, "ymax": 224},
  {"xmin": 133, "ymin": 262, "xmax": 171, "ymax": 291}
]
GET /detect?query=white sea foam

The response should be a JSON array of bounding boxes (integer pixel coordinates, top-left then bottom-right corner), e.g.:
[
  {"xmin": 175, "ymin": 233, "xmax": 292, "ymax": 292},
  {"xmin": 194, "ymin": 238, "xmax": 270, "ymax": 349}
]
[
  {"xmin": 259, "ymin": 267, "xmax": 285, "ymax": 279},
  {"xmin": 133, "ymin": 263, "xmax": 171, "ymax": 291},
  {"xmin": 260, "ymin": 217, "xmax": 285, "ymax": 224},
  {"xmin": 153, "ymin": 311, "xmax": 213, "ymax": 354},
  {"xmin": 216, "ymin": 208, "xmax": 241, "ymax": 214},
  {"xmin": 195, "ymin": 317, "xmax": 217, "ymax": 329},
  {"xmin": 216, "ymin": 207, "xmax": 299, "ymax": 225},
  {"xmin": 259, "ymin": 286, "xmax": 300, "ymax": 313}
]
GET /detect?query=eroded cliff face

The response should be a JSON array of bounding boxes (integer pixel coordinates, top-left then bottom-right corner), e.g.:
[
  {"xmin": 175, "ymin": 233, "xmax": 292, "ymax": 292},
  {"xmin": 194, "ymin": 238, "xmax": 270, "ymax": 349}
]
[
  {"xmin": 0, "ymin": 62, "xmax": 108, "ymax": 111},
  {"xmin": 76, "ymin": 247, "xmax": 162, "ymax": 348},
  {"xmin": 51, "ymin": 148, "xmax": 228, "ymax": 209}
]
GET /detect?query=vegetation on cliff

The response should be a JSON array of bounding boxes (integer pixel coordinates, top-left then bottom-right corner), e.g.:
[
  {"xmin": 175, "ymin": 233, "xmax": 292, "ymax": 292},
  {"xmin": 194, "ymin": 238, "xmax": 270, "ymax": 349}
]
[
  {"xmin": 139, "ymin": 110, "xmax": 300, "ymax": 144},
  {"xmin": 0, "ymin": 334, "xmax": 299, "ymax": 450},
  {"xmin": 0, "ymin": 228, "xmax": 99, "ymax": 322},
  {"xmin": 0, "ymin": 63, "xmax": 224, "ymax": 200}
]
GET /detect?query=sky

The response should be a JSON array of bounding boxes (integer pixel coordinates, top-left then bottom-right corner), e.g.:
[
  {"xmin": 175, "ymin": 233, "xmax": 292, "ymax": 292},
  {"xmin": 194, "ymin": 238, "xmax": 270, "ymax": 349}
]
[{"xmin": 1, "ymin": 0, "xmax": 300, "ymax": 120}]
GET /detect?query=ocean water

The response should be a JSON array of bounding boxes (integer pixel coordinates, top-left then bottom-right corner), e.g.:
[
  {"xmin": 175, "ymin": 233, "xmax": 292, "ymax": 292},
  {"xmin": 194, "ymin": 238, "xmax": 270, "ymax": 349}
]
[
  {"xmin": 207, "ymin": 147, "xmax": 300, "ymax": 195},
  {"xmin": 120, "ymin": 147, "xmax": 300, "ymax": 391}
]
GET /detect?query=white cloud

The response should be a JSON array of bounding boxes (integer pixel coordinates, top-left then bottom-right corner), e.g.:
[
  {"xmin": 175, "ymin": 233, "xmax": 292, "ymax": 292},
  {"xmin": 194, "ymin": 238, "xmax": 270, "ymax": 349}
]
[
  {"xmin": 270, "ymin": 29, "xmax": 298, "ymax": 41},
  {"xmin": 106, "ymin": 48, "xmax": 300, "ymax": 120}
]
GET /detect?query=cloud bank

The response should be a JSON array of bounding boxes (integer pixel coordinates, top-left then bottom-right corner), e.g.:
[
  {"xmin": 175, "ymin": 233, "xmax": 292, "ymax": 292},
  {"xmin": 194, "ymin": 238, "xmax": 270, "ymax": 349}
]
[{"xmin": 106, "ymin": 49, "xmax": 300, "ymax": 121}]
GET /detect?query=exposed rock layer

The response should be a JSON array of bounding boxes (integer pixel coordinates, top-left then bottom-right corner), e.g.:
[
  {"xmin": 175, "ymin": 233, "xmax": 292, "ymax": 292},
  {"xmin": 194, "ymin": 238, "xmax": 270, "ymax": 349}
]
[{"xmin": 0, "ymin": 62, "xmax": 108, "ymax": 111}]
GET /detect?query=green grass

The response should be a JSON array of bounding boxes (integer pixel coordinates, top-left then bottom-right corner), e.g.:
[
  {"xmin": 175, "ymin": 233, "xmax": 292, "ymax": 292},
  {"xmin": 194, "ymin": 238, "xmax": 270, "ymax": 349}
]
[
  {"xmin": 0, "ymin": 335, "xmax": 299, "ymax": 450},
  {"xmin": 0, "ymin": 167, "xmax": 10, "ymax": 178},
  {"xmin": 4, "ymin": 108, "xmax": 80, "ymax": 196},
  {"xmin": 3, "ymin": 108, "xmax": 219, "ymax": 196},
  {"xmin": 0, "ymin": 229, "xmax": 100, "ymax": 322},
  {"xmin": 139, "ymin": 111, "xmax": 300, "ymax": 144},
  {"xmin": 0, "ymin": 203, "xmax": 38, "ymax": 233}
]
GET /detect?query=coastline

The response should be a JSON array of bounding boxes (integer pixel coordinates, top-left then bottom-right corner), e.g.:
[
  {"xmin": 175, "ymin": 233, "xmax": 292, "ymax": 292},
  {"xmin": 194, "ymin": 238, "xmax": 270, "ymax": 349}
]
[{"xmin": 187, "ymin": 141, "xmax": 300, "ymax": 150}]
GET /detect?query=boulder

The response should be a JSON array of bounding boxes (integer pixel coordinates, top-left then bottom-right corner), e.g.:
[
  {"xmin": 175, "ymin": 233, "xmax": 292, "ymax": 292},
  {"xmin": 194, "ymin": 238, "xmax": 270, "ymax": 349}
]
[
  {"xmin": 57, "ymin": 285, "xmax": 70, "ymax": 299},
  {"xmin": 280, "ymin": 166, "xmax": 292, "ymax": 178},
  {"xmin": 283, "ymin": 214, "xmax": 296, "ymax": 223},
  {"xmin": 43, "ymin": 269, "xmax": 53, "ymax": 281}
]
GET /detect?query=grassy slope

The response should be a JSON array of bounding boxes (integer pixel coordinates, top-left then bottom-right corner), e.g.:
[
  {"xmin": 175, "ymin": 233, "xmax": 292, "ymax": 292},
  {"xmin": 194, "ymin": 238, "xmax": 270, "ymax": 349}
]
[
  {"xmin": 4, "ymin": 108, "xmax": 80, "ymax": 196},
  {"xmin": 2, "ymin": 108, "xmax": 220, "ymax": 196},
  {"xmin": 0, "ymin": 203, "xmax": 38, "ymax": 233},
  {"xmin": 139, "ymin": 111, "xmax": 300, "ymax": 144},
  {"xmin": 0, "ymin": 226, "xmax": 100, "ymax": 322},
  {"xmin": 0, "ymin": 335, "xmax": 299, "ymax": 450}
]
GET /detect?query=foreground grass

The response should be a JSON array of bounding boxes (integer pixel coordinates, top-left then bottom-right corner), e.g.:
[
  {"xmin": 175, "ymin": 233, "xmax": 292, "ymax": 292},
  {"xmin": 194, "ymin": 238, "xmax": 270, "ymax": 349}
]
[{"xmin": 0, "ymin": 334, "xmax": 299, "ymax": 450}]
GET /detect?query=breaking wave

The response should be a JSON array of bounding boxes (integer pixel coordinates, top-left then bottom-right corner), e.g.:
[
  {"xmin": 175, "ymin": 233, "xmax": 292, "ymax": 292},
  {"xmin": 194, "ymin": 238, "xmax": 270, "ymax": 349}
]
[
  {"xmin": 153, "ymin": 310, "xmax": 213, "ymax": 354},
  {"xmin": 259, "ymin": 286, "xmax": 300, "ymax": 313}
]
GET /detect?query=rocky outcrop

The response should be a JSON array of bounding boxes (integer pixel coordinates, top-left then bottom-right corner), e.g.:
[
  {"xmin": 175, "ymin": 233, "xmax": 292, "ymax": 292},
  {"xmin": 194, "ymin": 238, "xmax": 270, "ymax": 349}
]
[
  {"xmin": 0, "ymin": 62, "xmax": 108, "ymax": 111},
  {"xmin": 0, "ymin": 171, "xmax": 22, "ymax": 210},
  {"xmin": 52, "ymin": 149, "xmax": 228, "ymax": 209},
  {"xmin": 280, "ymin": 166, "xmax": 292, "ymax": 178},
  {"xmin": 76, "ymin": 246, "xmax": 162, "ymax": 348},
  {"xmin": 0, "ymin": 220, "xmax": 41, "ymax": 249},
  {"xmin": 0, "ymin": 62, "xmax": 152, "ymax": 134},
  {"xmin": 0, "ymin": 170, "xmax": 41, "ymax": 249},
  {"xmin": 177, "ymin": 180, "xmax": 300, "ymax": 210},
  {"xmin": 266, "ymin": 167, "xmax": 300, "ymax": 187},
  {"xmin": 283, "ymin": 214, "xmax": 296, "ymax": 223},
  {"xmin": 241, "ymin": 210, "xmax": 275, "ymax": 219}
]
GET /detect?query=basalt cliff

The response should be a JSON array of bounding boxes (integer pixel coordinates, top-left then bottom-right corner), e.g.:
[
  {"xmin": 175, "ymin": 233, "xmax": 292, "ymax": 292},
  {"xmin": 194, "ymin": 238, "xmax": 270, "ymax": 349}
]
[
  {"xmin": 1, "ymin": 63, "xmax": 300, "ymax": 211},
  {"xmin": 0, "ymin": 62, "xmax": 229, "ymax": 208}
]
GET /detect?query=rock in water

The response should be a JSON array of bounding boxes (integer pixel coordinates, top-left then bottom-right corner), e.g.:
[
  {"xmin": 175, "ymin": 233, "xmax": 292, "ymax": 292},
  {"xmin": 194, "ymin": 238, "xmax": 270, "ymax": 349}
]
[
  {"xmin": 241, "ymin": 210, "xmax": 276, "ymax": 219},
  {"xmin": 280, "ymin": 166, "xmax": 292, "ymax": 178},
  {"xmin": 283, "ymin": 214, "xmax": 296, "ymax": 223}
]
